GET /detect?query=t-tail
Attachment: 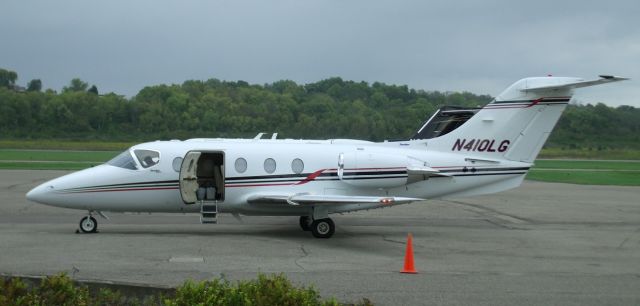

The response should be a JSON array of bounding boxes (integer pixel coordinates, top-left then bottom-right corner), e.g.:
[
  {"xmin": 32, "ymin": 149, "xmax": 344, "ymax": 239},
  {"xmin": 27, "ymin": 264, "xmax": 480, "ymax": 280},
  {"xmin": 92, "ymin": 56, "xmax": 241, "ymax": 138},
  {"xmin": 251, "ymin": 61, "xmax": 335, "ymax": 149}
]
[{"xmin": 416, "ymin": 75, "xmax": 628, "ymax": 163}]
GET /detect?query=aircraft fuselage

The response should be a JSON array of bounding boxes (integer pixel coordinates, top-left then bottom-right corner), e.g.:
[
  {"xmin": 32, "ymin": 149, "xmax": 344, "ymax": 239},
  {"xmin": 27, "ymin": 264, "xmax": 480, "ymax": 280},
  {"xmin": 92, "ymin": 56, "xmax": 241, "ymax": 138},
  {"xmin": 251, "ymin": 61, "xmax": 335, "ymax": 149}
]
[{"xmin": 27, "ymin": 138, "xmax": 530, "ymax": 215}]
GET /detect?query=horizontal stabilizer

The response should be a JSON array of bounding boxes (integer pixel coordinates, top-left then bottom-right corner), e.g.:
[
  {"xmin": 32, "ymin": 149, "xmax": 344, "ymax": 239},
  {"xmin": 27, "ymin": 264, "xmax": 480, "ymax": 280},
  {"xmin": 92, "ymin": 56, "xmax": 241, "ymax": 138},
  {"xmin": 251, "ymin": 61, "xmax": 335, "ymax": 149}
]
[
  {"xmin": 523, "ymin": 75, "xmax": 628, "ymax": 92},
  {"xmin": 247, "ymin": 193, "xmax": 423, "ymax": 206},
  {"xmin": 464, "ymin": 157, "xmax": 501, "ymax": 164},
  {"xmin": 406, "ymin": 166, "xmax": 440, "ymax": 175}
]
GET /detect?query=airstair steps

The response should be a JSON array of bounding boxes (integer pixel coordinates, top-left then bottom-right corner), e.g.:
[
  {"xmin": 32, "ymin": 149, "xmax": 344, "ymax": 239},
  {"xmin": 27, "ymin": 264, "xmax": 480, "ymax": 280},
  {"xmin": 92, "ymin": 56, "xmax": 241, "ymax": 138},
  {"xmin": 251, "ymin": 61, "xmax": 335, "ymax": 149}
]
[{"xmin": 200, "ymin": 201, "xmax": 218, "ymax": 224}]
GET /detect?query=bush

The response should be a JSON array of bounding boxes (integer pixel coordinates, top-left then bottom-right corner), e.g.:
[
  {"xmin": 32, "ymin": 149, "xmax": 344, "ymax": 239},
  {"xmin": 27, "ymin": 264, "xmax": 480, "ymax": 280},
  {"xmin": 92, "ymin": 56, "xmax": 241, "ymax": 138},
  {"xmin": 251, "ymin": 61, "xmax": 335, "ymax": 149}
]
[
  {"xmin": 167, "ymin": 273, "xmax": 336, "ymax": 306},
  {"xmin": 0, "ymin": 273, "xmax": 371, "ymax": 306},
  {"xmin": 0, "ymin": 277, "xmax": 28, "ymax": 305}
]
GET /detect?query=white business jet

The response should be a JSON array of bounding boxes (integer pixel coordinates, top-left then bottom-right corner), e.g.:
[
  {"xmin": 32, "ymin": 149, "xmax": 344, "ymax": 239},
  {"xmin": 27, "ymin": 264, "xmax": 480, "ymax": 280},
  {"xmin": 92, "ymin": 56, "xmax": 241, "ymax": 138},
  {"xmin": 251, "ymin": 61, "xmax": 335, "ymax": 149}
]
[{"xmin": 26, "ymin": 75, "xmax": 627, "ymax": 238}]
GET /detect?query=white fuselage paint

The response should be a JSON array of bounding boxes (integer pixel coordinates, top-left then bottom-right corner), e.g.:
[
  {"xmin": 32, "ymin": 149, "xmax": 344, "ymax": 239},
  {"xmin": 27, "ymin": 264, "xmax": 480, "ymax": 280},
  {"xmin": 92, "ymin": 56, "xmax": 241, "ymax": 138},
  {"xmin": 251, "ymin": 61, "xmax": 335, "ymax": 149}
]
[{"xmin": 26, "ymin": 138, "xmax": 530, "ymax": 216}]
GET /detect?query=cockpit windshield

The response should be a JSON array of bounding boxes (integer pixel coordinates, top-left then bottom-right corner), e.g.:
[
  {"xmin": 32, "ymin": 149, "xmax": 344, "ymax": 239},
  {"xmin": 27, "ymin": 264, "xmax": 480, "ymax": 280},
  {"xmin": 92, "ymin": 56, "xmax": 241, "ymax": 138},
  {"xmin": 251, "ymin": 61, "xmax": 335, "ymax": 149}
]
[
  {"xmin": 134, "ymin": 149, "xmax": 160, "ymax": 168},
  {"xmin": 107, "ymin": 150, "xmax": 138, "ymax": 170}
]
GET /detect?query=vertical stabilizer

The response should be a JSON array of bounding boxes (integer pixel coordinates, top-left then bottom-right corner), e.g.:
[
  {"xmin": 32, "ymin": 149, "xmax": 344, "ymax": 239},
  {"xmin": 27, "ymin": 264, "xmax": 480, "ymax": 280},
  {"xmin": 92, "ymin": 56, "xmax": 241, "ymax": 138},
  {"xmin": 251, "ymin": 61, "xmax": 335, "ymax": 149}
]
[{"xmin": 421, "ymin": 75, "xmax": 627, "ymax": 163}]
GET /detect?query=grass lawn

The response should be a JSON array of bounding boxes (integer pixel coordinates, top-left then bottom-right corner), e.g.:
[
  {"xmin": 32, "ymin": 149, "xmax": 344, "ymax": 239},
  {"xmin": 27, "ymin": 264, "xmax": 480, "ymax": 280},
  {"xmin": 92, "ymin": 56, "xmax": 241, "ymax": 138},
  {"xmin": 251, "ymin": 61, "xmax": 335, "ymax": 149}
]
[
  {"xmin": 527, "ymin": 160, "xmax": 640, "ymax": 186},
  {"xmin": 526, "ymin": 170, "xmax": 640, "ymax": 186},
  {"xmin": 0, "ymin": 149, "xmax": 117, "ymax": 170},
  {"xmin": 0, "ymin": 149, "xmax": 117, "ymax": 162},
  {"xmin": 538, "ymin": 148, "xmax": 640, "ymax": 160},
  {"xmin": 0, "ymin": 161, "xmax": 97, "ymax": 170},
  {"xmin": 533, "ymin": 159, "xmax": 640, "ymax": 171},
  {"xmin": 0, "ymin": 140, "xmax": 134, "ymax": 151}
]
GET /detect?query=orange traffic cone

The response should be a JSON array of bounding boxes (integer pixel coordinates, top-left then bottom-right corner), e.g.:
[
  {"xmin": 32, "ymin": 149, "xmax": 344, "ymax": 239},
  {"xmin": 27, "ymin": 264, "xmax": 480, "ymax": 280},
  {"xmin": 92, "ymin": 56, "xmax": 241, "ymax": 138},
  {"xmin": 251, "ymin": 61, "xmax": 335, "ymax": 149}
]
[{"xmin": 401, "ymin": 233, "xmax": 418, "ymax": 274}]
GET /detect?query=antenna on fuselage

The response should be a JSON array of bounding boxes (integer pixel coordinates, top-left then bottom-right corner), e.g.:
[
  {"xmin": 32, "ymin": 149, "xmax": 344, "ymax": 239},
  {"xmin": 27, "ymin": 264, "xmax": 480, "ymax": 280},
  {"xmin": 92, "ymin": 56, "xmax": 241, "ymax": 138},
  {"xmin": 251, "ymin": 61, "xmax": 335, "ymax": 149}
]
[{"xmin": 254, "ymin": 132, "xmax": 265, "ymax": 139}]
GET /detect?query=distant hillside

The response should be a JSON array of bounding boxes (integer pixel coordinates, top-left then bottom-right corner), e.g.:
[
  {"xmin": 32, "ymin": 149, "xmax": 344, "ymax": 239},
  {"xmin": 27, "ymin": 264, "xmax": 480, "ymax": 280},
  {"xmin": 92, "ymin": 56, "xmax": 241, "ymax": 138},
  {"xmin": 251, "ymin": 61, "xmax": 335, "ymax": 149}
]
[{"xmin": 0, "ymin": 68, "xmax": 638, "ymax": 149}]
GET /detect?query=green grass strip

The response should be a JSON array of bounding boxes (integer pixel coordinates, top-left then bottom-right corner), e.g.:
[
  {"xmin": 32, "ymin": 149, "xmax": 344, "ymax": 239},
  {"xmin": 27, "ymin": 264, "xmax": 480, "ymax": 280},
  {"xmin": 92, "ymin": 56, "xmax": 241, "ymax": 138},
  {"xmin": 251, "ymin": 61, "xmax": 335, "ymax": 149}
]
[
  {"xmin": 0, "ymin": 149, "xmax": 117, "ymax": 162},
  {"xmin": 0, "ymin": 162, "xmax": 95, "ymax": 170},
  {"xmin": 527, "ymin": 170, "xmax": 640, "ymax": 186},
  {"xmin": 0, "ymin": 139, "xmax": 135, "ymax": 151},
  {"xmin": 533, "ymin": 160, "xmax": 640, "ymax": 171},
  {"xmin": 538, "ymin": 148, "xmax": 640, "ymax": 160}
]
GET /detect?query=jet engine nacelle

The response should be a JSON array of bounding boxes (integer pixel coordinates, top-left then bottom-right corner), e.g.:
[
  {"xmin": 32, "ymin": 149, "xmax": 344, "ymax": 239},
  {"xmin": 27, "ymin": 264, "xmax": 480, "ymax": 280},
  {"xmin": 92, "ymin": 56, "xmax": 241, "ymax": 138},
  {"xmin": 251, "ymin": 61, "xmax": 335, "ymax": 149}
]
[{"xmin": 339, "ymin": 152, "xmax": 410, "ymax": 189}]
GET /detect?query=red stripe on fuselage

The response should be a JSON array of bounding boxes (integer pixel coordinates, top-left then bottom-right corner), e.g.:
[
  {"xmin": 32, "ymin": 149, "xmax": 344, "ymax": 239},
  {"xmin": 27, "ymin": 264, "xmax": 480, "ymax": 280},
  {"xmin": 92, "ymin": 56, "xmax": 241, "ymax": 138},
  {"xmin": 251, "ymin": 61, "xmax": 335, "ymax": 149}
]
[{"xmin": 295, "ymin": 169, "xmax": 326, "ymax": 185}]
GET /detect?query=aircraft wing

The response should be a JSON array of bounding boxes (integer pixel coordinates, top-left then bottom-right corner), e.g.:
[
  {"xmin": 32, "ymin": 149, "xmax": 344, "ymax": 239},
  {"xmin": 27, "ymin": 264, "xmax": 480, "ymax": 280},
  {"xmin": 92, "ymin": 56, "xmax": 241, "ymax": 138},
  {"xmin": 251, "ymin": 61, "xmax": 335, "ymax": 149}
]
[
  {"xmin": 523, "ymin": 75, "xmax": 629, "ymax": 91},
  {"xmin": 247, "ymin": 193, "xmax": 423, "ymax": 206}
]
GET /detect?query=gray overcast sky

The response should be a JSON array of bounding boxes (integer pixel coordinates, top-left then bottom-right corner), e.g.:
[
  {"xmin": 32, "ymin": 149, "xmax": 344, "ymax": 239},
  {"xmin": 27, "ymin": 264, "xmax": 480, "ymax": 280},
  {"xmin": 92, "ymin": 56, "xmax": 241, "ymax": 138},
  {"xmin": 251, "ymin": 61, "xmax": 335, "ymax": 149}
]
[{"xmin": 2, "ymin": 0, "xmax": 638, "ymax": 106}]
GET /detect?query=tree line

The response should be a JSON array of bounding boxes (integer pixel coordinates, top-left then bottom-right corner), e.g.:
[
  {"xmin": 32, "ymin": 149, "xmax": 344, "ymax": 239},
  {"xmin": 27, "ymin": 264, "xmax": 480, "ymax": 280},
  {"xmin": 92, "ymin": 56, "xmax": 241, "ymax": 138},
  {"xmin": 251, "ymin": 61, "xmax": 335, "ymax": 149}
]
[{"xmin": 0, "ymin": 68, "xmax": 638, "ymax": 149}]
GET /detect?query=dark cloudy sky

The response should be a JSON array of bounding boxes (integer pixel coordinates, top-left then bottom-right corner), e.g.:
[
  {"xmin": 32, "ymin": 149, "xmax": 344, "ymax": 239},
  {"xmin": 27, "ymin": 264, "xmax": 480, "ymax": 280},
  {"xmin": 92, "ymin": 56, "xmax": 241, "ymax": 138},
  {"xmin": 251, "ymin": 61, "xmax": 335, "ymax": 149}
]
[{"xmin": 2, "ymin": 0, "xmax": 638, "ymax": 106}]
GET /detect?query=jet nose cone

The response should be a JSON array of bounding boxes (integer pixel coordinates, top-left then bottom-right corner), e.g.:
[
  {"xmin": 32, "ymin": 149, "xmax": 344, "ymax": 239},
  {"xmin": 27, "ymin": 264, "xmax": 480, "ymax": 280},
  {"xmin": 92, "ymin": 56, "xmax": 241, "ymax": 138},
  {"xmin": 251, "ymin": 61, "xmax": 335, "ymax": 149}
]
[{"xmin": 26, "ymin": 184, "xmax": 53, "ymax": 204}]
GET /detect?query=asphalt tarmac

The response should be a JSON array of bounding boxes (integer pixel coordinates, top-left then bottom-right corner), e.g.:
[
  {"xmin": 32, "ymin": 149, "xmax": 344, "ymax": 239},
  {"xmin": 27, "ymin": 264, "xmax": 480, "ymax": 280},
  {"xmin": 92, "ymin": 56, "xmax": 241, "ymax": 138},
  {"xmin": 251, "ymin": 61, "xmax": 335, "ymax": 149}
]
[{"xmin": 1, "ymin": 170, "xmax": 639, "ymax": 305}]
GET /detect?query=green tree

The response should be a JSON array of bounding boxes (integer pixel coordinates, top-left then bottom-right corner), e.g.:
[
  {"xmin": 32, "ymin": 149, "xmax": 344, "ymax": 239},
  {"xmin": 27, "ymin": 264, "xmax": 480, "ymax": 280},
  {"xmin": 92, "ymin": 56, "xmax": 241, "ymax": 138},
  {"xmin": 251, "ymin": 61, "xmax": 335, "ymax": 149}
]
[
  {"xmin": 27, "ymin": 79, "xmax": 42, "ymax": 92},
  {"xmin": 88, "ymin": 85, "xmax": 99, "ymax": 95},
  {"xmin": 0, "ymin": 68, "xmax": 18, "ymax": 88},
  {"xmin": 0, "ymin": 68, "xmax": 637, "ymax": 149},
  {"xmin": 63, "ymin": 78, "xmax": 89, "ymax": 93}
]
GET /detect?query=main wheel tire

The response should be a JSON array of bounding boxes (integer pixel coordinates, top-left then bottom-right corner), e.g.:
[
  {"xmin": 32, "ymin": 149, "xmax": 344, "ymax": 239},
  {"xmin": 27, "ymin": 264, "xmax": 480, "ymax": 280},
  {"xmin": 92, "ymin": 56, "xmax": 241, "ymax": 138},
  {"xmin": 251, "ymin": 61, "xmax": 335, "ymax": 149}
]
[
  {"xmin": 299, "ymin": 216, "xmax": 312, "ymax": 231},
  {"xmin": 79, "ymin": 216, "xmax": 98, "ymax": 233},
  {"xmin": 310, "ymin": 218, "xmax": 335, "ymax": 238}
]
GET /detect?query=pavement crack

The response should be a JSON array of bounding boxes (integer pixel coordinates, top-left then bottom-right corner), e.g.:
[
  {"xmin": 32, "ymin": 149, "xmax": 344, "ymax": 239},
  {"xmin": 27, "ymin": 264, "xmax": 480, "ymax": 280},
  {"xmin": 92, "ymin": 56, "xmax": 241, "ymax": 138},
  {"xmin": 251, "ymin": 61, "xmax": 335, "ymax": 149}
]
[
  {"xmin": 7, "ymin": 178, "xmax": 48, "ymax": 190},
  {"xmin": 382, "ymin": 235, "xmax": 405, "ymax": 245},
  {"xmin": 618, "ymin": 227, "xmax": 640, "ymax": 249},
  {"xmin": 18, "ymin": 203, "xmax": 34, "ymax": 213},
  {"xmin": 484, "ymin": 218, "xmax": 517, "ymax": 230},
  {"xmin": 444, "ymin": 200, "xmax": 535, "ymax": 224},
  {"xmin": 294, "ymin": 243, "xmax": 308, "ymax": 271}
]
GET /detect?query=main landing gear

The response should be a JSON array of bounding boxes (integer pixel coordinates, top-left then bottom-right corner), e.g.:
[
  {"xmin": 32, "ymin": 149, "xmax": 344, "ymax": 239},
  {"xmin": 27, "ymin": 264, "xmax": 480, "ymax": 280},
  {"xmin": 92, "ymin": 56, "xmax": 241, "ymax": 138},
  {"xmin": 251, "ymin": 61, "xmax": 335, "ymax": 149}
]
[
  {"xmin": 78, "ymin": 213, "xmax": 98, "ymax": 233},
  {"xmin": 299, "ymin": 216, "xmax": 335, "ymax": 239}
]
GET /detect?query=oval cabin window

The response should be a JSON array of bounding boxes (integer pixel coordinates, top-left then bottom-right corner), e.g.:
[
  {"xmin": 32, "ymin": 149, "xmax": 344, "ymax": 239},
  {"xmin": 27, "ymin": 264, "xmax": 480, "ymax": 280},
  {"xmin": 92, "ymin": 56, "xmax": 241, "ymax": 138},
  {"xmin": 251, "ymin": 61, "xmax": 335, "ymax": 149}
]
[
  {"xmin": 235, "ymin": 158, "xmax": 247, "ymax": 173},
  {"xmin": 264, "ymin": 158, "xmax": 276, "ymax": 174},
  {"xmin": 291, "ymin": 158, "xmax": 304, "ymax": 174}
]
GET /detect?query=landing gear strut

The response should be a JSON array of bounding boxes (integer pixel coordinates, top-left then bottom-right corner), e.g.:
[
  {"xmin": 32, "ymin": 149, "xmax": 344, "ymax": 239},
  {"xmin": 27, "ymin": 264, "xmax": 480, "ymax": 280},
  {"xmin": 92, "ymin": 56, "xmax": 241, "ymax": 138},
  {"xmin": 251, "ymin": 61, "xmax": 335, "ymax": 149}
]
[
  {"xmin": 78, "ymin": 215, "xmax": 98, "ymax": 233},
  {"xmin": 310, "ymin": 218, "xmax": 335, "ymax": 239}
]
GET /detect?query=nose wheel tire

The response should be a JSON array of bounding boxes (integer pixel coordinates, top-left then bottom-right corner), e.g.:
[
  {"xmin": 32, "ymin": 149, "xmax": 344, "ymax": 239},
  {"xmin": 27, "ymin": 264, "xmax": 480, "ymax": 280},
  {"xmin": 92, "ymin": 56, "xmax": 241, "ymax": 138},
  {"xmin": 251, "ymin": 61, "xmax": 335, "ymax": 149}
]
[
  {"xmin": 79, "ymin": 216, "xmax": 98, "ymax": 233},
  {"xmin": 310, "ymin": 218, "xmax": 335, "ymax": 238},
  {"xmin": 299, "ymin": 216, "xmax": 312, "ymax": 231}
]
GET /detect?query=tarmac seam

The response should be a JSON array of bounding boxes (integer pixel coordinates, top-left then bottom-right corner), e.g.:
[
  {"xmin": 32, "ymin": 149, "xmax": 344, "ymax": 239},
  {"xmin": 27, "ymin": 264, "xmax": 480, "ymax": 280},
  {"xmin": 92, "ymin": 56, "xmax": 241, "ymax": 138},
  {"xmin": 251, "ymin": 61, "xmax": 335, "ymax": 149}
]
[
  {"xmin": 483, "ymin": 218, "xmax": 520, "ymax": 230},
  {"xmin": 294, "ymin": 243, "xmax": 308, "ymax": 271},
  {"xmin": 381, "ymin": 235, "xmax": 405, "ymax": 245},
  {"xmin": 443, "ymin": 200, "xmax": 534, "ymax": 223},
  {"xmin": 6, "ymin": 178, "xmax": 48, "ymax": 190},
  {"xmin": 617, "ymin": 227, "xmax": 640, "ymax": 249}
]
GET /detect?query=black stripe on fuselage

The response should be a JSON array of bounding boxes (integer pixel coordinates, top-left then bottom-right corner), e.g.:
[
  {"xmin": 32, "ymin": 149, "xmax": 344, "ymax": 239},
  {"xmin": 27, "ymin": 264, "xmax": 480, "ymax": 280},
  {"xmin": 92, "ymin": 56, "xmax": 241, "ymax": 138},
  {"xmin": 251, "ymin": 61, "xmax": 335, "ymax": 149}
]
[
  {"xmin": 437, "ymin": 167, "xmax": 530, "ymax": 173},
  {"xmin": 60, "ymin": 167, "xmax": 531, "ymax": 191},
  {"xmin": 225, "ymin": 167, "xmax": 530, "ymax": 184},
  {"xmin": 62, "ymin": 180, "xmax": 179, "ymax": 192}
]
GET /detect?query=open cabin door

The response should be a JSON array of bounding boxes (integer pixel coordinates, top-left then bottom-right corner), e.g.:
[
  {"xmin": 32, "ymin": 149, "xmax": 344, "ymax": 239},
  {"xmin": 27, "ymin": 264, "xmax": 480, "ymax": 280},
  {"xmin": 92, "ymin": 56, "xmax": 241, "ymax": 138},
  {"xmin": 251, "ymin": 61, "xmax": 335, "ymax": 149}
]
[
  {"xmin": 179, "ymin": 151, "xmax": 201, "ymax": 204},
  {"xmin": 179, "ymin": 150, "xmax": 226, "ymax": 205}
]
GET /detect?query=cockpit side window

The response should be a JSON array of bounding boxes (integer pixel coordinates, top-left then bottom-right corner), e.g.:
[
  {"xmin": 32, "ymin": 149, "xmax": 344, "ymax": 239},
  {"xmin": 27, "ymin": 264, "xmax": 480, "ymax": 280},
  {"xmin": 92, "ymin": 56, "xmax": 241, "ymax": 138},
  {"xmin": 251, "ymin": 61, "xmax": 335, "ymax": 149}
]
[
  {"xmin": 134, "ymin": 149, "xmax": 160, "ymax": 168},
  {"xmin": 107, "ymin": 150, "xmax": 138, "ymax": 170}
]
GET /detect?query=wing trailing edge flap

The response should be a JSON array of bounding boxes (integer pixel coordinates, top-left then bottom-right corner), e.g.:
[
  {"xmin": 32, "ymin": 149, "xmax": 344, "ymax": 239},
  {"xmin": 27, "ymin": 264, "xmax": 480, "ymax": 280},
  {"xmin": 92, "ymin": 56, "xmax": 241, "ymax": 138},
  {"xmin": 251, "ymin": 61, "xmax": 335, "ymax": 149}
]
[{"xmin": 247, "ymin": 193, "xmax": 423, "ymax": 206}]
